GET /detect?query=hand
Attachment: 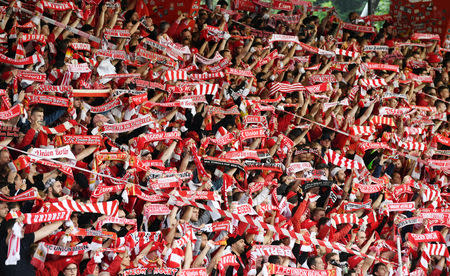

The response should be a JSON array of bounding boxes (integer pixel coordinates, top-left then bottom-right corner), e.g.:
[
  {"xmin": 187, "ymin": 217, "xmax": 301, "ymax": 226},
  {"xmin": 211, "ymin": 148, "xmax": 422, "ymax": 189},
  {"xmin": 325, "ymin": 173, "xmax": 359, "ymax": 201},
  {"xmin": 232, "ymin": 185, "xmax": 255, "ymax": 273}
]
[
  {"xmin": 368, "ymin": 232, "xmax": 376, "ymax": 243},
  {"xmin": 17, "ymin": 214, "xmax": 25, "ymax": 225}
]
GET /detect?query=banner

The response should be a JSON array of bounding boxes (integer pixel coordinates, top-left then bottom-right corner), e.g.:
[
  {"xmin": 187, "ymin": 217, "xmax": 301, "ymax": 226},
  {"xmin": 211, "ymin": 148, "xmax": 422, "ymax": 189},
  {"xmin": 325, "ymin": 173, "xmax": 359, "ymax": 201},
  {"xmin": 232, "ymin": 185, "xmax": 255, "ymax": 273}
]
[
  {"xmin": 30, "ymin": 145, "xmax": 76, "ymax": 160},
  {"xmin": 266, "ymin": 264, "xmax": 335, "ymax": 275}
]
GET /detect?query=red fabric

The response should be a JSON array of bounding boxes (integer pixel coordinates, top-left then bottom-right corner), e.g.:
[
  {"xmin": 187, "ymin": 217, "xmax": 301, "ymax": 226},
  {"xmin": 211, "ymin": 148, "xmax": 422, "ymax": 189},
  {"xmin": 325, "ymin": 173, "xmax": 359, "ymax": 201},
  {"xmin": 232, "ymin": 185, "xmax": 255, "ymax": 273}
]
[
  {"xmin": 37, "ymin": 255, "xmax": 83, "ymax": 276},
  {"xmin": 16, "ymin": 128, "xmax": 37, "ymax": 149},
  {"xmin": 330, "ymin": 224, "xmax": 352, "ymax": 243},
  {"xmin": 291, "ymin": 198, "xmax": 309, "ymax": 232},
  {"xmin": 103, "ymin": 255, "xmax": 123, "ymax": 275},
  {"xmin": 277, "ymin": 113, "xmax": 294, "ymax": 134},
  {"xmin": 167, "ymin": 20, "xmax": 190, "ymax": 42}
]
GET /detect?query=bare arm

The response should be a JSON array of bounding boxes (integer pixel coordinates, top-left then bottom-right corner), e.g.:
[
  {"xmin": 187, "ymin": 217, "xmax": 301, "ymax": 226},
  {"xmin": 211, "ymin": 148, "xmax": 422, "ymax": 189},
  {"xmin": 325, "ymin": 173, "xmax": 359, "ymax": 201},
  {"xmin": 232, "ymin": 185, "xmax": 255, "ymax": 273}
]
[
  {"xmin": 76, "ymin": 145, "xmax": 98, "ymax": 161},
  {"xmin": 53, "ymin": 11, "xmax": 73, "ymax": 40},
  {"xmin": 192, "ymin": 242, "xmax": 212, "ymax": 267},
  {"xmin": 183, "ymin": 241, "xmax": 193, "ymax": 269},
  {"xmin": 107, "ymin": 7, "xmax": 120, "ymax": 29},
  {"xmin": 160, "ymin": 141, "xmax": 177, "ymax": 163},
  {"xmin": 34, "ymin": 221, "xmax": 64, "ymax": 242},
  {"xmin": 95, "ymin": 5, "xmax": 107, "ymax": 37},
  {"xmin": 61, "ymin": 18, "xmax": 81, "ymax": 40},
  {"xmin": 357, "ymin": 101, "xmax": 376, "ymax": 125}
]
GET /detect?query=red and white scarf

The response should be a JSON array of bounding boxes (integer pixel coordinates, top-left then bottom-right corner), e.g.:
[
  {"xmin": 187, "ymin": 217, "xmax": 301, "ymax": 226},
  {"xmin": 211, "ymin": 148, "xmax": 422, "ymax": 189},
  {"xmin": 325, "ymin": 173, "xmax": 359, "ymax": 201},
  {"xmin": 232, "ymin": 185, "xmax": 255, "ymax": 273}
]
[
  {"xmin": 411, "ymin": 33, "xmax": 440, "ymax": 41},
  {"xmin": 36, "ymin": 1, "xmax": 79, "ymax": 13},
  {"xmin": 341, "ymin": 22, "xmax": 376, "ymax": 33},
  {"xmin": 42, "ymin": 120, "xmax": 77, "ymax": 135},
  {"xmin": 40, "ymin": 199, "xmax": 119, "ymax": 216},
  {"xmin": 104, "ymin": 29, "xmax": 131, "ymax": 39},
  {"xmin": 89, "ymin": 98, "xmax": 122, "ymax": 113},
  {"xmin": 26, "ymin": 94, "xmax": 70, "ymax": 107},
  {"xmin": 335, "ymin": 48, "xmax": 359, "ymax": 58},
  {"xmin": 62, "ymin": 135, "xmax": 102, "ymax": 145},
  {"xmin": 269, "ymin": 82, "xmax": 305, "ymax": 95},
  {"xmin": 0, "ymin": 189, "xmax": 38, "ymax": 202},
  {"xmin": 5, "ymin": 221, "xmax": 22, "ymax": 265},
  {"xmin": 309, "ymin": 74, "xmax": 337, "ymax": 83},
  {"xmin": 30, "ymin": 145, "xmax": 76, "ymax": 160},
  {"xmin": 162, "ymin": 70, "xmax": 188, "ymax": 82},
  {"xmin": 324, "ymin": 149, "xmax": 364, "ymax": 171},
  {"xmin": 360, "ymin": 78, "xmax": 387, "ymax": 89},
  {"xmin": 366, "ymin": 62, "xmax": 399, "ymax": 72},
  {"xmin": 23, "ymin": 211, "xmax": 72, "ymax": 224},
  {"xmin": 190, "ymin": 71, "xmax": 226, "ymax": 81},
  {"xmin": 331, "ymin": 213, "xmax": 360, "ymax": 228},
  {"xmin": 0, "ymin": 105, "xmax": 23, "ymax": 120},
  {"xmin": 266, "ymin": 264, "xmax": 334, "ymax": 276},
  {"xmin": 351, "ymin": 125, "xmax": 376, "ymax": 136},
  {"xmin": 96, "ymin": 49, "xmax": 127, "ymax": 60},
  {"xmin": 363, "ymin": 45, "xmax": 389, "ymax": 52},
  {"xmin": 194, "ymin": 83, "xmax": 219, "ymax": 95},
  {"xmin": 102, "ymin": 115, "xmax": 157, "ymax": 133}
]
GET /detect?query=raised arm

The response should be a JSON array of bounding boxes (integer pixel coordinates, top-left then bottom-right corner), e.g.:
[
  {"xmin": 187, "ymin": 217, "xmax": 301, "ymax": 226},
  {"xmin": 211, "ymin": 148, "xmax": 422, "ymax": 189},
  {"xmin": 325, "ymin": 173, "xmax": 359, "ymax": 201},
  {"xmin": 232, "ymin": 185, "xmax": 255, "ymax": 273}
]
[{"xmin": 34, "ymin": 220, "xmax": 64, "ymax": 242}]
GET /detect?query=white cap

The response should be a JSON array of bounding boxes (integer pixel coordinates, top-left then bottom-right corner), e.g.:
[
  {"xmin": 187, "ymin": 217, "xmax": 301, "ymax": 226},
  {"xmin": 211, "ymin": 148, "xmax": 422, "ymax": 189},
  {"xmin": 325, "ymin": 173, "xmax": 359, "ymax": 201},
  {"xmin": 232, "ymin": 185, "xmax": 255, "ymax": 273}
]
[{"xmin": 331, "ymin": 167, "xmax": 344, "ymax": 177}]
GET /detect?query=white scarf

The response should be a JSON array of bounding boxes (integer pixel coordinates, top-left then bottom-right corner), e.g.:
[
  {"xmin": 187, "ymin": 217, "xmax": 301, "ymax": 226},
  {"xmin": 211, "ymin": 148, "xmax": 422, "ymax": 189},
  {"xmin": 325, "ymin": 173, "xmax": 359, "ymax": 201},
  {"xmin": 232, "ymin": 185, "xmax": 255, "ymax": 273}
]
[{"xmin": 5, "ymin": 222, "xmax": 23, "ymax": 265}]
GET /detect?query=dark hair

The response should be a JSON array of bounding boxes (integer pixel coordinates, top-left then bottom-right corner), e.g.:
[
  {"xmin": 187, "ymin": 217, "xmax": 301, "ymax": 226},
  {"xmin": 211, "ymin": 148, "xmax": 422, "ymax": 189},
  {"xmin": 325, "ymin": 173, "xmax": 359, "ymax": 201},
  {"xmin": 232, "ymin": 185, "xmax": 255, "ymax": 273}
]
[
  {"xmin": 325, "ymin": 252, "xmax": 338, "ymax": 264},
  {"xmin": 268, "ymin": 255, "xmax": 281, "ymax": 264},
  {"xmin": 317, "ymin": 217, "xmax": 330, "ymax": 228},
  {"xmin": 437, "ymin": 85, "xmax": 448, "ymax": 94},
  {"xmin": 373, "ymin": 262, "xmax": 387, "ymax": 274},
  {"xmin": 0, "ymin": 181, "xmax": 8, "ymax": 189},
  {"xmin": 31, "ymin": 106, "xmax": 44, "ymax": 115},
  {"xmin": 307, "ymin": 255, "xmax": 321, "ymax": 269}
]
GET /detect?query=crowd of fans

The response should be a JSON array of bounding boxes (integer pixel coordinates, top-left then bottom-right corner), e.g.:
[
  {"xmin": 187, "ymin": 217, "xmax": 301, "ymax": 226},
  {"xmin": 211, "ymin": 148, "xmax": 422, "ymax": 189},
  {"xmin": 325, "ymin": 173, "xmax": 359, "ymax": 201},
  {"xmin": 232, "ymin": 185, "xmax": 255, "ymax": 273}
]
[{"xmin": 0, "ymin": 0, "xmax": 448, "ymax": 275}]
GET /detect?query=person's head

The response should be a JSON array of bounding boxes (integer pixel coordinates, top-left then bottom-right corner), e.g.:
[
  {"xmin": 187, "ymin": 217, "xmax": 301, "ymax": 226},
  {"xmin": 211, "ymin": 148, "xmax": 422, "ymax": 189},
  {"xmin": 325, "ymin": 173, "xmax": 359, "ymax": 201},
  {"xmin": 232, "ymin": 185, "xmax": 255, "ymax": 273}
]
[
  {"xmin": 217, "ymin": 0, "xmax": 228, "ymax": 9},
  {"xmin": 307, "ymin": 255, "xmax": 325, "ymax": 270},
  {"xmin": 372, "ymin": 263, "xmax": 389, "ymax": 276},
  {"xmin": 320, "ymin": 135, "xmax": 331, "ymax": 149},
  {"xmin": 72, "ymin": 144, "xmax": 85, "ymax": 156},
  {"xmin": 220, "ymin": 49, "xmax": 232, "ymax": 60},
  {"xmin": 435, "ymin": 100, "xmax": 447, "ymax": 113},
  {"xmin": 312, "ymin": 208, "xmax": 326, "ymax": 222},
  {"xmin": 268, "ymin": 255, "xmax": 281, "ymax": 265},
  {"xmin": 159, "ymin": 22, "xmax": 170, "ymax": 34},
  {"xmin": 0, "ymin": 202, "xmax": 8, "ymax": 220},
  {"xmin": 349, "ymin": 12, "xmax": 359, "ymax": 22},
  {"xmin": 48, "ymin": 180, "xmax": 63, "ymax": 198},
  {"xmin": 356, "ymin": 231, "xmax": 367, "ymax": 247},
  {"xmin": 0, "ymin": 149, "xmax": 10, "ymax": 166},
  {"xmin": 14, "ymin": 174, "xmax": 23, "ymax": 191},
  {"xmin": 437, "ymin": 86, "xmax": 449, "ymax": 99},
  {"xmin": 190, "ymin": 206, "xmax": 200, "ymax": 222},
  {"xmin": 229, "ymin": 235, "xmax": 246, "ymax": 255},
  {"xmin": 331, "ymin": 167, "xmax": 346, "ymax": 183},
  {"xmin": 181, "ymin": 29, "xmax": 192, "ymax": 42},
  {"xmin": 30, "ymin": 106, "xmax": 45, "ymax": 126},
  {"xmin": 0, "ymin": 182, "xmax": 10, "ymax": 196},
  {"xmin": 41, "ymin": 24, "xmax": 50, "ymax": 36},
  {"xmin": 63, "ymin": 262, "xmax": 78, "ymax": 276},
  {"xmin": 392, "ymin": 172, "xmax": 402, "ymax": 185},
  {"xmin": 325, "ymin": 252, "xmax": 339, "ymax": 269}
]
